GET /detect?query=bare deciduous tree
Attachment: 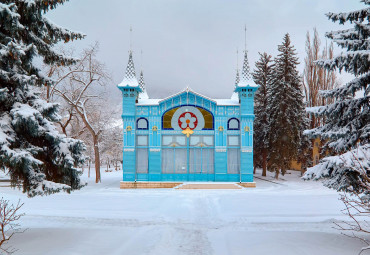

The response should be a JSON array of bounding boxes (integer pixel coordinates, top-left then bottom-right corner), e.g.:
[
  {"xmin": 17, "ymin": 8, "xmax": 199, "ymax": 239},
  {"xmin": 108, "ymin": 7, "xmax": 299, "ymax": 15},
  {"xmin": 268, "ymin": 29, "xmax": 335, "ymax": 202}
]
[
  {"xmin": 303, "ymin": 28, "xmax": 339, "ymax": 129},
  {"xmin": 44, "ymin": 43, "xmax": 110, "ymax": 183},
  {"xmin": 0, "ymin": 198, "xmax": 25, "ymax": 255}
]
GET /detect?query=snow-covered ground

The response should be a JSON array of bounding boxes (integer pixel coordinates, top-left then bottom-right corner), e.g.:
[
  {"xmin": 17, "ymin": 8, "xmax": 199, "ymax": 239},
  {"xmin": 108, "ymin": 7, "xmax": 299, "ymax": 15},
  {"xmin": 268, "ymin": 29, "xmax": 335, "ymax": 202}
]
[{"xmin": 0, "ymin": 169, "xmax": 367, "ymax": 255}]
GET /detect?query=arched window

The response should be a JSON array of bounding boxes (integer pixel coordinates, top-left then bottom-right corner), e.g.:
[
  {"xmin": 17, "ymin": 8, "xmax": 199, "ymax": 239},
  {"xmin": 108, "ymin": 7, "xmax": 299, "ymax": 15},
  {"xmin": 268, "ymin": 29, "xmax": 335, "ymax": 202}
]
[
  {"xmin": 227, "ymin": 118, "xmax": 240, "ymax": 130},
  {"xmin": 137, "ymin": 118, "xmax": 148, "ymax": 130}
]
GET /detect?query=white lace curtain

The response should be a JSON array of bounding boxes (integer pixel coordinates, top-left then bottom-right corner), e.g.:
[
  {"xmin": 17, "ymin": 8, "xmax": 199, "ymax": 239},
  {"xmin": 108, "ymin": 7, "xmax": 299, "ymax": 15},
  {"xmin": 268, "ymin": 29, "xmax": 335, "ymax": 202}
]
[
  {"xmin": 227, "ymin": 148, "xmax": 240, "ymax": 174},
  {"xmin": 189, "ymin": 148, "xmax": 214, "ymax": 174},
  {"xmin": 136, "ymin": 148, "xmax": 148, "ymax": 173},
  {"xmin": 162, "ymin": 148, "xmax": 187, "ymax": 174}
]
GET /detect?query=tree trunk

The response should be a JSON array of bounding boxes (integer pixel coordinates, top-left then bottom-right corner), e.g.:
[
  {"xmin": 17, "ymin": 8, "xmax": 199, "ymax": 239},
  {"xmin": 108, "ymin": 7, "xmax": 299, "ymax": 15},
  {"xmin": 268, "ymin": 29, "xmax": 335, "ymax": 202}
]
[
  {"xmin": 94, "ymin": 136, "xmax": 101, "ymax": 183},
  {"xmin": 300, "ymin": 166, "xmax": 306, "ymax": 177},
  {"xmin": 275, "ymin": 169, "xmax": 279, "ymax": 180},
  {"xmin": 262, "ymin": 149, "xmax": 267, "ymax": 177},
  {"xmin": 88, "ymin": 159, "xmax": 91, "ymax": 178}
]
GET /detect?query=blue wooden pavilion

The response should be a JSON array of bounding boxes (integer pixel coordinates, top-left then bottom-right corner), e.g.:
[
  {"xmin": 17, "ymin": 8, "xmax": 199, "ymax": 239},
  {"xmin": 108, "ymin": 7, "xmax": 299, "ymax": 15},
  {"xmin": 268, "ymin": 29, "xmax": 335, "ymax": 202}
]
[{"xmin": 118, "ymin": 50, "xmax": 258, "ymax": 183}]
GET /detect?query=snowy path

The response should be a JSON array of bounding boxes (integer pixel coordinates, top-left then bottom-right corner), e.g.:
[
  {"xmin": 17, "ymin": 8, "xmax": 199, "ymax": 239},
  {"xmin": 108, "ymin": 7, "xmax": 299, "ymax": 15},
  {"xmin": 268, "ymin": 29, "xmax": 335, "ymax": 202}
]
[{"xmin": 0, "ymin": 170, "xmax": 367, "ymax": 255}]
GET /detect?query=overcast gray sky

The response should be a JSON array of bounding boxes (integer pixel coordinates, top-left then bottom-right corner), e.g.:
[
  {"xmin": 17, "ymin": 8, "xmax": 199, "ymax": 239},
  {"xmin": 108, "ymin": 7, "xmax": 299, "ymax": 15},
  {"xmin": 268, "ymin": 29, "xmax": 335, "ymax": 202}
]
[{"xmin": 47, "ymin": 0, "xmax": 364, "ymax": 101}]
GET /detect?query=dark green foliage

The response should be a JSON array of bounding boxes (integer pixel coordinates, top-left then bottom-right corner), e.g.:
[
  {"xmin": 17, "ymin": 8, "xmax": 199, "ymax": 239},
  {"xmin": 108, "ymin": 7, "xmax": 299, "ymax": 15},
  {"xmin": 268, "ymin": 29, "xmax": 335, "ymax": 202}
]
[
  {"xmin": 266, "ymin": 34, "xmax": 306, "ymax": 177},
  {"xmin": 0, "ymin": 0, "xmax": 86, "ymax": 196}
]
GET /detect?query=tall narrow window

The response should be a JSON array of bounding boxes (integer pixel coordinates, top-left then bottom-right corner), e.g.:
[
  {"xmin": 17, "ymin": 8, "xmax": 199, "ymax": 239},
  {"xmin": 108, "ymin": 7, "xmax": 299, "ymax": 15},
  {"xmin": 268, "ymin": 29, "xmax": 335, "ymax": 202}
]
[
  {"xmin": 136, "ymin": 148, "xmax": 148, "ymax": 173},
  {"xmin": 227, "ymin": 148, "xmax": 240, "ymax": 174},
  {"xmin": 227, "ymin": 135, "xmax": 240, "ymax": 174},
  {"xmin": 162, "ymin": 148, "xmax": 173, "ymax": 173},
  {"xmin": 136, "ymin": 135, "xmax": 148, "ymax": 173}
]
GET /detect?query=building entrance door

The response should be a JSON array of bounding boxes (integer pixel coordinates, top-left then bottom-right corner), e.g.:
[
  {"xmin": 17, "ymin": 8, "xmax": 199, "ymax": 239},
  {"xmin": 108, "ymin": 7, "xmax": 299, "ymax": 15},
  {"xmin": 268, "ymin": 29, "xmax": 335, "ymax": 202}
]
[
  {"xmin": 161, "ymin": 135, "xmax": 214, "ymax": 181},
  {"xmin": 188, "ymin": 136, "xmax": 214, "ymax": 181}
]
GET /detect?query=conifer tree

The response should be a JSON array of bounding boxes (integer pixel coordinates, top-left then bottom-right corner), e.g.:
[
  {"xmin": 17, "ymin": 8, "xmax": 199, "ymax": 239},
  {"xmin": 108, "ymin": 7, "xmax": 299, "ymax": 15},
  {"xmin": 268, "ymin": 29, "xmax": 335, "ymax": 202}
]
[
  {"xmin": 253, "ymin": 52, "xmax": 273, "ymax": 177},
  {"xmin": 304, "ymin": 1, "xmax": 370, "ymax": 194},
  {"xmin": 267, "ymin": 34, "xmax": 306, "ymax": 179},
  {"xmin": 0, "ymin": 0, "xmax": 86, "ymax": 196}
]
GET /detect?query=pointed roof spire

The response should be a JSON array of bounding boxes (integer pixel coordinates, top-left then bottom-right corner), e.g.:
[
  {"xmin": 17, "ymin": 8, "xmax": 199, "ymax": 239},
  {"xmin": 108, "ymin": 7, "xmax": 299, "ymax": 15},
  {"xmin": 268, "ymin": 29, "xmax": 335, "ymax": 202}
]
[
  {"xmin": 235, "ymin": 49, "xmax": 240, "ymax": 86},
  {"xmin": 240, "ymin": 50, "xmax": 252, "ymax": 82},
  {"xmin": 235, "ymin": 25, "xmax": 257, "ymax": 88},
  {"xmin": 236, "ymin": 49, "xmax": 255, "ymax": 87},
  {"xmin": 235, "ymin": 69, "xmax": 240, "ymax": 86},
  {"xmin": 139, "ymin": 70, "xmax": 145, "ymax": 91},
  {"xmin": 118, "ymin": 51, "xmax": 139, "ymax": 87},
  {"xmin": 138, "ymin": 70, "xmax": 149, "ymax": 100}
]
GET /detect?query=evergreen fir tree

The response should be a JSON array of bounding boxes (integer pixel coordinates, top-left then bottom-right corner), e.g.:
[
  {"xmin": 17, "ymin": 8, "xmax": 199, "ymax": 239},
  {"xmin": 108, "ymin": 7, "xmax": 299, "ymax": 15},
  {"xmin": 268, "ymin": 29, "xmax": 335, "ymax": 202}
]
[
  {"xmin": 267, "ymin": 34, "xmax": 306, "ymax": 179},
  {"xmin": 304, "ymin": 1, "xmax": 370, "ymax": 194},
  {"xmin": 0, "ymin": 0, "xmax": 86, "ymax": 197},
  {"xmin": 252, "ymin": 52, "xmax": 273, "ymax": 177}
]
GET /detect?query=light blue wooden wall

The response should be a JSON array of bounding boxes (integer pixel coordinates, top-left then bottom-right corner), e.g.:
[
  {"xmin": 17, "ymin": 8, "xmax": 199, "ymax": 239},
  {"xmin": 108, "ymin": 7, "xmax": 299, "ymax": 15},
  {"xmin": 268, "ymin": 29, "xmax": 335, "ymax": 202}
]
[{"xmin": 120, "ymin": 87, "xmax": 257, "ymax": 182}]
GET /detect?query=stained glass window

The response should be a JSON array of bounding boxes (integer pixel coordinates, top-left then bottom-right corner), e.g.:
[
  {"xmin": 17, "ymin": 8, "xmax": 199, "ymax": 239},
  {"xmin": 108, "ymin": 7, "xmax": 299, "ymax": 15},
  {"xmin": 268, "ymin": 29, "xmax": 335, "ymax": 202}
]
[
  {"xmin": 162, "ymin": 107, "xmax": 178, "ymax": 129},
  {"xmin": 198, "ymin": 108, "xmax": 213, "ymax": 130},
  {"xmin": 162, "ymin": 106, "xmax": 213, "ymax": 130}
]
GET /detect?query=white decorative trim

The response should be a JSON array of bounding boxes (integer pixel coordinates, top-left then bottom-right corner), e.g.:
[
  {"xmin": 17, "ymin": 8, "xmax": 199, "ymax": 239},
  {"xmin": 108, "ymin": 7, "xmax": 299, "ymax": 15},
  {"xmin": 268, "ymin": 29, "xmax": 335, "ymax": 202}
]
[
  {"xmin": 241, "ymin": 147, "xmax": 253, "ymax": 153},
  {"xmin": 124, "ymin": 148, "xmax": 135, "ymax": 152},
  {"xmin": 150, "ymin": 148, "xmax": 161, "ymax": 152},
  {"xmin": 215, "ymin": 147, "xmax": 227, "ymax": 152},
  {"xmin": 216, "ymin": 149, "xmax": 226, "ymax": 152}
]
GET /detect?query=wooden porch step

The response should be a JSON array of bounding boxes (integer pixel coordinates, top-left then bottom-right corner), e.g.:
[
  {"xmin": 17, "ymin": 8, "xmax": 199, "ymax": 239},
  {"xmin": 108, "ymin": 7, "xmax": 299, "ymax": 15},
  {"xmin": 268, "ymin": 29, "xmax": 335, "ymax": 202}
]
[
  {"xmin": 237, "ymin": 182, "xmax": 256, "ymax": 188},
  {"xmin": 120, "ymin": 182, "xmax": 182, "ymax": 189},
  {"xmin": 176, "ymin": 183, "xmax": 242, "ymax": 189}
]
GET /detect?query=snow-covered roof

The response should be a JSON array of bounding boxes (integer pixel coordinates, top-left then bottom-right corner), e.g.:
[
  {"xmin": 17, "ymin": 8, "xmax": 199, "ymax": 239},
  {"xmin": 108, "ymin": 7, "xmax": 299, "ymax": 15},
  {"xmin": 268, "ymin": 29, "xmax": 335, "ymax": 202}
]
[
  {"xmin": 136, "ymin": 99, "xmax": 161, "ymax": 105},
  {"xmin": 230, "ymin": 92, "xmax": 239, "ymax": 101},
  {"xmin": 237, "ymin": 79, "xmax": 258, "ymax": 87},
  {"xmin": 136, "ymin": 87, "xmax": 240, "ymax": 106},
  {"xmin": 214, "ymin": 99, "xmax": 239, "ymax": 105},
  {"xmin": 138, "ymin": 90, "xmax": 149, "ymax": 100},
  {"xmin": 158, "ymin": 87, "xmax": 217, "ymax": 104}
]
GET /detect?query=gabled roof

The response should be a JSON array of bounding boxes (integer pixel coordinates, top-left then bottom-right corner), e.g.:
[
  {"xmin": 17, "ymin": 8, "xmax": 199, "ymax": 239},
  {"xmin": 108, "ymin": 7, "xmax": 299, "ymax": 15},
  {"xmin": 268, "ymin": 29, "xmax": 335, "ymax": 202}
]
[
  {"xmin": 158, "ymin": 86, "xmax": 217, "ymax": 104},
  {"xmin": 137, "ymin": 87, "xmax": 239, "ymax": 106}
]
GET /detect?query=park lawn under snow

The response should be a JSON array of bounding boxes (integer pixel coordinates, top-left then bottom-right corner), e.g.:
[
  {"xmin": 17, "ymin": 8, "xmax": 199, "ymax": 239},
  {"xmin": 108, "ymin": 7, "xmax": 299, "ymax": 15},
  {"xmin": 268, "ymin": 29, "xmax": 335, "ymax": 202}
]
[{"xmin": 0, "ymin": 169, "xmax": 367, "ymax": 255}]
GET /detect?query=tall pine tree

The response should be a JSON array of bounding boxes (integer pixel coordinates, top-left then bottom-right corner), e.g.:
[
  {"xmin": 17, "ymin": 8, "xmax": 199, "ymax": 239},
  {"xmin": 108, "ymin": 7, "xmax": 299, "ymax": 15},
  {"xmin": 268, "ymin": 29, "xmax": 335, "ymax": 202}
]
[
  {"xmin": 253, "ymin": 52, "xmax": 273, "ymax": 177},
  {"xmin": 267, "ymin": 34, "xmax": 306, "ymax": 179},
  {"xmin": 0, "ymin": 0, "xmax": 86, "ymax": 196},
  {"xmin": 304, "ymin": 1, "xmax": 370, "ymax": 194}
]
